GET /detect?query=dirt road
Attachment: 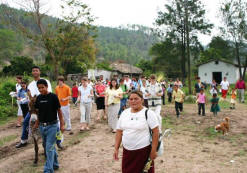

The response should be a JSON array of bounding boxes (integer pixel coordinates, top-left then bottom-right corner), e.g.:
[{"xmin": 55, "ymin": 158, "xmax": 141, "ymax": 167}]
[{"xmin": 0, "ymin": 103, "xmax": 247, "ymax": 173}]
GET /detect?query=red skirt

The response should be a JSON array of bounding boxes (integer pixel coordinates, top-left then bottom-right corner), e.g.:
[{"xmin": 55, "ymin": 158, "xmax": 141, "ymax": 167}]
[
  {"xmin": 222, "ymin": 89, "xmax": 228, "ymax": 98},
  {"xmin": 122, "ymin": 145, "xmax": 154, "ymax": 173}
]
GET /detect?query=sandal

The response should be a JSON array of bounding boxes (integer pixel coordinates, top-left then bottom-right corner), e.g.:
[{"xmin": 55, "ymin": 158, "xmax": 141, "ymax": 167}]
[
  {"xmin": 16, "ymin": 124, "xmax": 21, "ymax": 127},
  {"xmin": 86, "ymin": 127, "xmax": 90, "ymax": 130}
]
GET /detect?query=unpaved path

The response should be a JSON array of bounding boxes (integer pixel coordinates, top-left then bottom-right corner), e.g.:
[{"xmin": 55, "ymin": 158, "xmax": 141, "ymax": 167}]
[{"xmin": 0, "ymin": 102, "xmax": 247, "ymax": 173}]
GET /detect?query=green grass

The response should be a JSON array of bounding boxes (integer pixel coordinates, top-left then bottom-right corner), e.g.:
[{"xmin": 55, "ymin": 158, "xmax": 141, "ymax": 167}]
[
  {"xmin": 237, "ymin": 150, "xmax": 247, "ymax": 157},
  {"xmin": 0, "ymin": 134, "xmax": 18, "ymax": 147},
  {"xmin": 0, "ymin": 116, "xmax": 17, "ymax": 126},
  {"xmin": 162, "ymin": 116, "xmax": 176, "ymax": 130},
  {"xmin": 68, "ymin": 131, "xmax": 90, "ymax": 146},
  {"xmin": 203, "ymin": 127, "xmax": 221, "ymax": 140},
  {"xmin": 219, "ymin": 100, "xmax": 231, "ymax": 109}
]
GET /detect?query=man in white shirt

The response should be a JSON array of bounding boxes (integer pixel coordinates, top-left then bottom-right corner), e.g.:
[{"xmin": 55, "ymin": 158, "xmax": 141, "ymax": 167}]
[
  {"xmin": 16, "ymin": 66, "xmax": 52, "ymax": 148},
  {"xmin": 124, "ymin": 75, "xmax": 132, "ymax": 91},
  {"xmin": 220, "ymin": 77, "xmax": 229, "ymax": 99},
  {"xmin": 146, "ymin": 75, "xmax": 163, "ymax": 127}
]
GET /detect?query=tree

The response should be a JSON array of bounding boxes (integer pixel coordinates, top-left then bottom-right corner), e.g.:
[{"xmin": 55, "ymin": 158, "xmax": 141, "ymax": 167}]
[
  {"xmin": 155, "ymin": 0, "xmax": 213, "ymax": 94},
  {"xmin": 135, "ymin": 59, "xmax": 154, "ymax": 77},
  {"xmin": 149, "ymin": 39, "xmax": 182, "ymax": 78},
  {"xmin": 2, "ymin": 0, "xmax": 96, "ymax": 79},
  {"xmin": 0, "ymin": 29, "xmax": 23, "ymax": 62},
  {"xmin": 198, "ymin": 36, "xmax": 235, "ymax": 64},
  {"xmin": 2, "ymin": 56, "xmax": 34, "ymax": 75},
  {"xmin": 220, "ymin": 0, "xmax": 247, "ymax": 79}
]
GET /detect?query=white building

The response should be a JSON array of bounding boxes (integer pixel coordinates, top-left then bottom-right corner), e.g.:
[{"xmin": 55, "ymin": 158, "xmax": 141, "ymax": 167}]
[
  {"xmin": 88, "ymin": 69, "xmax": 112, "ymax": 80},
  {"xmin": 198, "ymin": 60, "xmax": 243, "ymax": 84}
]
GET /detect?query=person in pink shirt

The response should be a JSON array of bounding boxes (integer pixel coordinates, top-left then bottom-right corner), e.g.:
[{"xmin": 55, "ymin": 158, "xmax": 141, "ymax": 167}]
[
  {"xmin": 197, "ymin": 88, "xmax": 207, "ymax": 116},
  {"xmin": 235, "ymin": 78, "xmax": 246, "ymax": 103}
]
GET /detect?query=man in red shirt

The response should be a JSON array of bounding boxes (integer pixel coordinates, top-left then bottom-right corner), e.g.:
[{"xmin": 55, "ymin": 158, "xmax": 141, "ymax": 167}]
[
  {"xmin": 235, "ymin": 78, "xmax": 246, "ymax": 103},
  {"xmin": 72, "ymin": 83, "xmax": 78, "ymax": 105}
]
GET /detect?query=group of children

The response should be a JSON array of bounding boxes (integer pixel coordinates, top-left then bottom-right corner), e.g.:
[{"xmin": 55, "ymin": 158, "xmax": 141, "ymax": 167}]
[{"xmin": 196, "ymin": 87, "xmax": 237, "ymax": 116}]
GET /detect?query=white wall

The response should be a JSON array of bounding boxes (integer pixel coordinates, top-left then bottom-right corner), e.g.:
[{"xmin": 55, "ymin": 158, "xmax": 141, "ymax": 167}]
[
  {"xmin": 88, "ymin": 69, "xmax": 112, "ymax": 80},
  {"xmin": 198, "ymin": 61, "xmax": 239, "ymax": 84}
]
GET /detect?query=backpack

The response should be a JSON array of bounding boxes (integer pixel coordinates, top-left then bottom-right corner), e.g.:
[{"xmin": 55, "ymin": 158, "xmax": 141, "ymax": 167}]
[{"xmin": 145, "ymin": 109, "xmax": 171, "ymax": 156}]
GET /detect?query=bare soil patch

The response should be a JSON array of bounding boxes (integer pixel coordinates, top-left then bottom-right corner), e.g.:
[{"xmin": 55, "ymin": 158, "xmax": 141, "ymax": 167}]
[{"xmin": 0, "ymin": 102, "xmax": 247, "ymax": 173}]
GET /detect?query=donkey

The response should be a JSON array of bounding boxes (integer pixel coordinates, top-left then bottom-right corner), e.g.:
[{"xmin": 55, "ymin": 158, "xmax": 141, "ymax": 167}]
[{"xmin": 28, "ymin": 94, "xmax": 44, "ymax": 165}]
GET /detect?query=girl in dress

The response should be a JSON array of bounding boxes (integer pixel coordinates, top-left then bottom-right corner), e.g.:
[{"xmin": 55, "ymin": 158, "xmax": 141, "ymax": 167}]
[{"xmin": 210, "ymin": 93, "xmax": 220, "ymax": 116}]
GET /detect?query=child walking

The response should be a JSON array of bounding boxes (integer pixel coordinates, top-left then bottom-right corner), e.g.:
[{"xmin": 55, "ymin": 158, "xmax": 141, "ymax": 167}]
[
  {"xmin": 172, "ymin": 85, "xmax": 185, "ymax": 118},
  {"xmin": 197, "ymin": 88, "xmax": 206, "ymax": 116},
  {"xmin": 230, "ymin": 88, "xmax": 237, "ymax": 109},
  {"xmin": 34, "ymin": 79, "xmax": 64, "ymax": 172},
  {"xmin": 167, "ymin": 84, "xmax": 173, "ymax": 103},
  {"xmin": 17, "ymin": 81, "xmax": 29, "ymax": 119},
  {"xmin": 210, "ymin": 93, "xmax": 220, "ymax": 116}
]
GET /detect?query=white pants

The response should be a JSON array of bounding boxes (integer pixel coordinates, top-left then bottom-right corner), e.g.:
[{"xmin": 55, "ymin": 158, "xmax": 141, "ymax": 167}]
[
  {"xmin": 61, "ymin": 105, "xmax": 71, "ymax": 130},
  {"xmin": 17, "ymin": 101, "xmax": 23, "ymax": 116},
  {"xmin": 80, "ymin": 103, "xmax": 92, "ymax": 124}
]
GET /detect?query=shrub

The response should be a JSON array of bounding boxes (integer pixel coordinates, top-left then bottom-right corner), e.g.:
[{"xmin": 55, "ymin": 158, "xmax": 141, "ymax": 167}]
[
  {"xmin": 0, "ymin": 81, "xmax": 16, "ymax": 103},
  {"xmin": 0, "ymin": 78, "xmax": 17, "ymax": 119},
  {"xmin": 2, "ymin": 56, "xmax": 34, "ymax": 75},
  {"xmin": 185, "ymin": 95, "xmax": 197, "ymax": 104}
]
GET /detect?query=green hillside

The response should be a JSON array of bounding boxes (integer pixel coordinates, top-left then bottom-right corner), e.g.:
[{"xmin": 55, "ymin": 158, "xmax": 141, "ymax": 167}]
[{"xmin": 0, "ymin": 4, "xmax": 158, "ymax": 66}]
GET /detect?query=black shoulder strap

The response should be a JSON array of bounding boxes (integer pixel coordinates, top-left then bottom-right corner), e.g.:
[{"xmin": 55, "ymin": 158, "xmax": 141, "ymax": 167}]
[
  {"xmin": 145, "ymin": 109, "xmax": 152, "ymax": 135},
  {"xmin": 145, "ymin": 109, "xmax": 148, "ymax": 120}
]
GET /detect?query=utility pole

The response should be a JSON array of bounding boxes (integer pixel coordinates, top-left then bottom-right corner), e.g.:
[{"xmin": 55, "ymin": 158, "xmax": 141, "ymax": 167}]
[{"xmin": 185, "ymin": 0, "xmax": 192, "ymax": 94}]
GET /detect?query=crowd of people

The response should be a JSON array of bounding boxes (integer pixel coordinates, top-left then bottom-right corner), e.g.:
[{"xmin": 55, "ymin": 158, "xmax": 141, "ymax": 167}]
[{"xmin": 13, "ymin": 68, "xmax": 246, "ymax": 173}]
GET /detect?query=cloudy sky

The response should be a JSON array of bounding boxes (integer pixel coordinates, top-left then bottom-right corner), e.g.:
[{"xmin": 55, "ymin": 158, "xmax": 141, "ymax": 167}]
[{"xmin": 5, "ymin": 0, "xmax": 223, "ymax": 45}]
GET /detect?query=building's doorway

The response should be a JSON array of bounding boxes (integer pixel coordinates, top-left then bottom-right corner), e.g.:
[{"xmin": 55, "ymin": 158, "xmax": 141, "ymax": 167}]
[{"xmin": 212, "ymin": 72, "xmax": 222, "ymax": 84}]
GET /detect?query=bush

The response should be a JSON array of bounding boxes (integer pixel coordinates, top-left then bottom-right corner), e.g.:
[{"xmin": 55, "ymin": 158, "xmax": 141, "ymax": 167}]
[
  {"xmin": 0, "ymin": 105, "xmax": 17, "ymax": 119},
  {"xmin": 2, "ymin": 56, "xmax": 34, "ymax": 75},
  {"xmin": 185, "ymin": 95, "xmax": 197, "ymax": 104},
  {"xmin": 0, "ymin": 77, "xmax": 17, "ymax": 119}
]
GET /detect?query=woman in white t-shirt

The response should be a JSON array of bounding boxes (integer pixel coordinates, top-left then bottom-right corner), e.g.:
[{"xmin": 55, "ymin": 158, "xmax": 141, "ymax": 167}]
[
  {"xmin": 77, "ymin": 77, "xmax": 94, "ymax": 131},
  {"xmin": 114, "ymin": 91, "xmax": 159, "ymax": 173}
]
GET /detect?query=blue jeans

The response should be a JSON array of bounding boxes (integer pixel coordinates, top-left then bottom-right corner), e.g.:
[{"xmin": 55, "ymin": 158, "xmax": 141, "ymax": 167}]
[
  {"xmin": 39, "ymin": 123, "xmax": 59, "ymax": 173},
  {"xmin": 21, "ymin": 112, "xmax": 30, "ymax": 141},
  {"xmin": 118, "ymin": 98, "xmax": 128, "ymax": 115}
]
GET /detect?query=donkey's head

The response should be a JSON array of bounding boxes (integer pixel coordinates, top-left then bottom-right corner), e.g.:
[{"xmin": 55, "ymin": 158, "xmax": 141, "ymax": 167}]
[{"xmin": 28, "ymin": 94, "xmax": 38, "ymax": 125}]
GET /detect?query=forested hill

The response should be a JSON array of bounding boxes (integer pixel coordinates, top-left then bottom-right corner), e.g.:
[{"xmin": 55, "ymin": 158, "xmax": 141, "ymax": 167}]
[
  {"xmin": 0, "ymin": 4, "xmax": 158, "ymax": 65},
  {"xmin": 96, "ymin": 25, "xmax": 158, "ymax": 64}
]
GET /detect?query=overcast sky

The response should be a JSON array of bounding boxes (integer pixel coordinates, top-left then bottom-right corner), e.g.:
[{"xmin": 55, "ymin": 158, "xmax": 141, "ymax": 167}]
[{"xmin": 5, "ymin": 0, "xmax": 223, "ymax": 45}]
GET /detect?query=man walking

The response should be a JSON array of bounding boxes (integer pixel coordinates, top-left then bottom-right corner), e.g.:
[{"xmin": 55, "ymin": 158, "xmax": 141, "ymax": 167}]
[
  {"xmin": 146, "ymin": 75, "xmax": 163, "ymax": 127},
  {"xmin": 55, "ymin": 76, "xmax": 72, "ymax": 131},
  {"xmin": 16, "ymin": 66, "xmax": 52, "ymax": 148},
  {"xmin": 235, "ymin": 78, "xmax": 246, "ymax": 103}
]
